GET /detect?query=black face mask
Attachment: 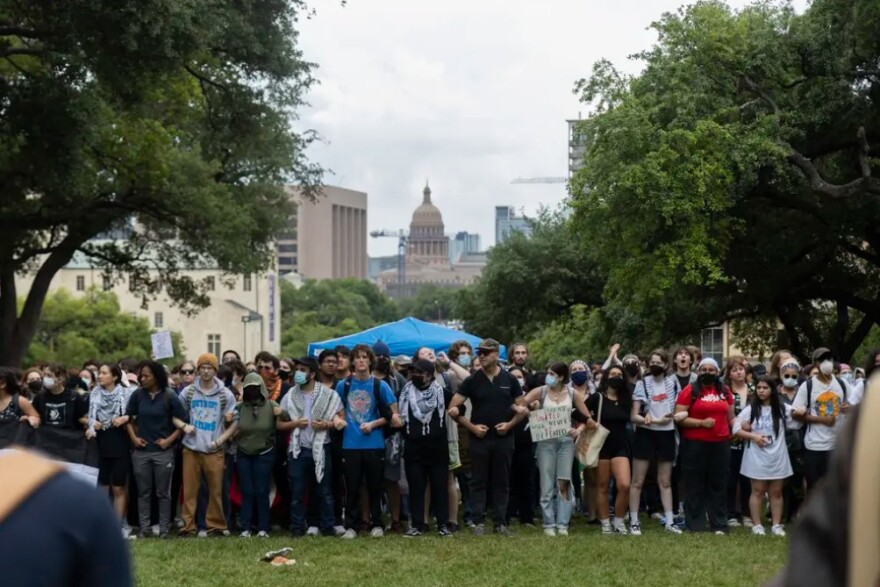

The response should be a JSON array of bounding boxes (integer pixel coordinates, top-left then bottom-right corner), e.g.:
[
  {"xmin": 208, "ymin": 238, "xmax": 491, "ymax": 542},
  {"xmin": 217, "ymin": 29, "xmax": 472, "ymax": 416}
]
[
  {"xmin": 698, "ymin": 373, "xmax": 717, "ymax": 387},
  {"xmin": 27, "ymin": 380, "xmax": 42, "ymax": 393},
  {"xmin": 624, "ymin": 364, "xmax": 640, "ymax": 377},
  {"xmin": 649, "ymin": 365, "xmax": 666, "ymax": 377},
  {"xmin": 607, "ymin": 377, "xmax": 625, "ymax": 390},
  {"xmin": 243, "ymin": 386, "xmax": 262, "ymax": 403},
  {"xmin": 375, "ymin": 357, "xmax": 391, "ymax": 374},
  {"xmin": 278, "ymin": 370, "xmax": 291, "ymax": 382},
  {"xmin": 412, "ymin": 376, "xmax": 431, "ymax": 390}
]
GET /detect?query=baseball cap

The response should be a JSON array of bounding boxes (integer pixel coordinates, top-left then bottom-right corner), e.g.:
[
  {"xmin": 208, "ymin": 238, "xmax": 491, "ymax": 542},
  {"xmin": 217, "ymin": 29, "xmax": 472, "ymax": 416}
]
[
  {"xmin": 372, "ymin": 340, "xmax": 391, "ymax": 358},
  {"xmin": 393, "ymin": 355, "xmax": 412, "ymax": 367},
  {"xmin": 477, "ymin": 338, "xmax": 500, "ymax": 353},
  {"xmin": 293, "ymin": 356, "xmax": 319, "ymax": 373},
  {"xmin": 811, "ymin": 347, "xmax": 833, "ymax": 362},
  {"xmin": 411, "ymin": 359, "xmax": 436, "ymax": 377}
]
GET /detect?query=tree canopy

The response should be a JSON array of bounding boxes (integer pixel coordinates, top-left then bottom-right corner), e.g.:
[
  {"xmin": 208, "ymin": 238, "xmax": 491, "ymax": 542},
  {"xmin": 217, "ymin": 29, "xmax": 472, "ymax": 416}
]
[
  {"xmin": 570, "ymin": 0, "xmax": 880, "ymax": 362},
  {"xmin": 0, "ymin": 1, "xmax": 322, "ymax": 365}
]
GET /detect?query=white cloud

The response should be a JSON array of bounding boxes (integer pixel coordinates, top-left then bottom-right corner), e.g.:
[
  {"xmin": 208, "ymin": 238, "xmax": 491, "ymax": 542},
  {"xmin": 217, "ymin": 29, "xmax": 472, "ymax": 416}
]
[{"xmin": 297, "ymin": 0, "xmax": 809, "ymax": 256}]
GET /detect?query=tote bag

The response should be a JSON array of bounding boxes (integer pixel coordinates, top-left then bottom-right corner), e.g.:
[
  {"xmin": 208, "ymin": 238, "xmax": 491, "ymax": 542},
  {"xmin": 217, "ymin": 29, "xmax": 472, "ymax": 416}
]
[{"xmin": 576, "ymin": 393, "xmax": 610, "ymax": 469}]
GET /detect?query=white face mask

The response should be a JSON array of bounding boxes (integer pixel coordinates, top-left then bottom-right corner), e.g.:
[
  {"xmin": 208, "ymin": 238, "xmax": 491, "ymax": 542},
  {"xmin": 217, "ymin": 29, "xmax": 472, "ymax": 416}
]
[
  {"xmin": 782, "ymin": 376, "xmax": 798, "ymax": 389},
  {"xmin": 43, "ymin": 376, "xmax": 56, "ymax": 389},
  {"xmin": 819, "ymin": 360, "xmax": 834, "ymax": 376}
]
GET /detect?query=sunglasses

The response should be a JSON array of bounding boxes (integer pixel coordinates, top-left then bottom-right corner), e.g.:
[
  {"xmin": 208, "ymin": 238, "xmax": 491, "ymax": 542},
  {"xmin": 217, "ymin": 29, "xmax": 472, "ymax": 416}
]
[{"xmin": 180, "ymin": 369, "xmax": 194, "ymax": 375}]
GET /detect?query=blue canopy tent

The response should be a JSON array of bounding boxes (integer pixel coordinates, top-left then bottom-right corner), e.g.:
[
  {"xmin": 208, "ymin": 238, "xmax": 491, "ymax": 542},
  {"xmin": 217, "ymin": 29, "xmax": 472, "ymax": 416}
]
[{"xmin": 307, "ymin": 317, "xmax": 507, "ymax": 360}]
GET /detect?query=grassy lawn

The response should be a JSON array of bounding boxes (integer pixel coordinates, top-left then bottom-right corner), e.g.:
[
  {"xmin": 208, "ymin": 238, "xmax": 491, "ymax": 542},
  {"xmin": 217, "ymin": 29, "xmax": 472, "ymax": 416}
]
[{"xmin": 131, "ymin": 520, "xmax": 787, "ymax": 586}]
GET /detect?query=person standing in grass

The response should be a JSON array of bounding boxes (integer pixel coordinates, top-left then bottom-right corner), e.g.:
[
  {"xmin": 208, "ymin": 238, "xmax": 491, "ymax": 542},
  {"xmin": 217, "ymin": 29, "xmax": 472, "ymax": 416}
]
[
  {"xmin": 518, "ymin": 362, "xmax": 592, "ymax": 537},
  {"xmin": 733, "ymin": 375, "xmax": 799, "ymax": 537},
  {"xmin": 629, "ymin": 350, "xmax": 682, "ymax": 536},
  {"xmin": 234, "ymin": 372, "xmax": 286, "ymax": 538},
  {"xmin": 675, "ymin": 358, "xmax": 735, "ymax": 534}
]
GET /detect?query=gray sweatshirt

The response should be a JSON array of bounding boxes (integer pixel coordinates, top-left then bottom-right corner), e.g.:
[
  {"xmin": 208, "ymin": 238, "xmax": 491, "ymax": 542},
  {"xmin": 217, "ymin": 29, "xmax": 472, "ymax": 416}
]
[{"xmin": 179, "ymin": 378, "xmax": 237, "ymax": 453}]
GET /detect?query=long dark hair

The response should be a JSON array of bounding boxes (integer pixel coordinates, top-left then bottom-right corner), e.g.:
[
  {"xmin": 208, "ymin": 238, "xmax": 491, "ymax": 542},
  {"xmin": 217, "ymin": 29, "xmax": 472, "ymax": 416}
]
[
  {"xmin": 0, "ymin": 367, "xmax": 20, "ymax": 397},
  {"xmin": 750, "ymin": 375, "xmax": 785, "ymax": 437},
  {"xmin": 138, "ymin": 361, "xmax": 169, "ymax": 392},
  {"xmin": 690, "ymin": 371, "xmax": 727, "ymax": 400},
  {"xmin": 598, "ymin": 367, "xmax": 632, "ymax": 411}
]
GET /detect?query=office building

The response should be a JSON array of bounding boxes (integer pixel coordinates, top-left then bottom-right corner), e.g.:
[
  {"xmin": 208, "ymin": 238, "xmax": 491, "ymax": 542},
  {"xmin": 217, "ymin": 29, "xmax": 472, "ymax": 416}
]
[
  {"xmin": 278, "ymin": 185, "xmax": 368, "ymax": 279},
  {"xmin": 449, "ymin": 231, "xmax": 482, "ymax": 264},
  {"xmin": 568, "ymin": 118, "xmax": 588, "ymax": 178},
  {"xmin": 495, "ymin": 206, "xmax": 531, "ymax": 243}
]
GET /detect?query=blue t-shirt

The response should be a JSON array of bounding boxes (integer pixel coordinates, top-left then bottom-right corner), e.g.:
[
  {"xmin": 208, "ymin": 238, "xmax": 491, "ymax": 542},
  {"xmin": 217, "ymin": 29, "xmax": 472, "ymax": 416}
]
[{"xmin": 336, "ymin": 377, "xmax": 396, "ymax": 450}]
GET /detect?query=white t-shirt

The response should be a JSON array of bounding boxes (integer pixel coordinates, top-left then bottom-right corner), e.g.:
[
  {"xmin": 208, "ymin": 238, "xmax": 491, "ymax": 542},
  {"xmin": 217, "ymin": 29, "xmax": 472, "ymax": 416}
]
[
  {"xmin": 792, "ymin": 376, "xmax": 851, "ymax": 451},
  {"xmin": 632, "ymin": 376, "xmax": 679, "ymax": 432},
  {"xmin": 736, "ymin": 405, "xmax": 798, "ymax": 480},
  {"xmin": 849, "ymin": 379, "xmax": 866, "ymax": 406}
]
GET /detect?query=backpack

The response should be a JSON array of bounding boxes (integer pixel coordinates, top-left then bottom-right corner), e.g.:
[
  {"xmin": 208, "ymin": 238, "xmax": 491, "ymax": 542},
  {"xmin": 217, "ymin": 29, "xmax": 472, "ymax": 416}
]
[
  {"xmin": 805, "ymin": 376, "xmax": 847, "ymax": 430},
  {"xmin": 341, "ymin": 377, "xmax": 392, "ymax": 428},
  {"xmin": 184, "ymin": 386, "xmax": 229, "ymax": 414}
]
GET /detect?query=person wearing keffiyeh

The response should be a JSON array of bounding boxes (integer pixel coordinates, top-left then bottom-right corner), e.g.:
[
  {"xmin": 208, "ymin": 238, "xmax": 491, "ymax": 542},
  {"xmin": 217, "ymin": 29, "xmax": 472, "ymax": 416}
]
[{"xmin": 399, "ymin": 359, "xmax": 462, "ymax": 537}]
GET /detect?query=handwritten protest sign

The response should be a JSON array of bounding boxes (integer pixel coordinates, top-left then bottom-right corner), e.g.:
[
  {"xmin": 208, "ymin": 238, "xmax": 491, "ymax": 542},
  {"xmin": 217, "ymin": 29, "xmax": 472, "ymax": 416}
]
[
  {"xmin": 528, "ymin": 405, "xmax": 571, "ymax": 442},
  {"xmin": 151, "ymin": 331, "xmax": 174, "ymax": 360}
]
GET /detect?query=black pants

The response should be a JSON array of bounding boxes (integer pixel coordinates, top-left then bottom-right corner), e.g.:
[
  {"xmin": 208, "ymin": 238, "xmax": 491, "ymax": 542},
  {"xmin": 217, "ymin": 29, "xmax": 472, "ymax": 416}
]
[
  {"xmin": 405, "ymin": 441, "xmax": 449, "ymax": 531},
  {"xmin": 804, "ymin": 449, "xmax": 830, "ymax": 492},
  {"xmin": 342, "ymin": 449, "xmax": 385, "ymax": 530},
  {"xmin": 506, "ymin": 443, "xmax": 536, "ymax": 524},
  {"xmin": 470, "ymin": 434, "xmax": 514, "ymax": 526},
  {"xmin": 727, "ymin": 449, "xmax": 750, "ymax": 520},
  {"xmin": 783, "ymin": 449, "xmax": 805, "ymax": 523},
  {"xmin": 306, "ymin": 443, "xmax": 338, "ymax": 528},
  {"xmin": 682, "ymin": 440, "xmax": 729, "ymax": 532}
]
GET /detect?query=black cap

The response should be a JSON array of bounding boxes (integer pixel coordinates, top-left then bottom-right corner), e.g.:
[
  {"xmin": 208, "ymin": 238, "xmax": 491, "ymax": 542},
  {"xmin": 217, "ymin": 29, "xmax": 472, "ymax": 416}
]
[
  {"xmin": 411, "ymin": 359, "xmax": 436, "ymax": 377},
  {"xmin": 293, "ymin": 356, "xmax": 319, "ymax": 373}
]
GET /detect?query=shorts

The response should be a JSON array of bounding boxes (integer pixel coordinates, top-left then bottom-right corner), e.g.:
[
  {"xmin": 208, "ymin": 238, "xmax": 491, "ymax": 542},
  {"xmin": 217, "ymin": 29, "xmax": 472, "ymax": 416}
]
[
  {"xmin": 599, "ymin": 435, "xmax": 629, "ymax": 461},
  {"xmin": 98, "ymin": 455, "xmax": 129, "ymax": 487},
  {"xmin": 633, "ymin": 428, "xmax": 676, "ymax": 462}
]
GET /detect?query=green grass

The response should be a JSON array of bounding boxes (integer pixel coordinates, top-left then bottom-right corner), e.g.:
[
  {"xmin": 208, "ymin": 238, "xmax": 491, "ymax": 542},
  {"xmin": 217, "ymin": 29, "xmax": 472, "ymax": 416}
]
[{"xmin": 131, "ymin": 520, "xmax": 787, "ymax": 586}]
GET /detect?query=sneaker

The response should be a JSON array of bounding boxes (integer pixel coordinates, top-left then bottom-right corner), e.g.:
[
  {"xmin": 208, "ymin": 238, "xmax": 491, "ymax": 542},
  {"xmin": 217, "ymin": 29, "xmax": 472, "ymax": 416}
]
[
  {"xmin": 715, "ymin": 530, "xmax": 727, "ymax": 536},
  {"xmin": 650, "ymin": 512, "xmax": 664, "ymax": 521},
  {"xmin": 447, "ymin": 522, "xmax": 460, "ymax": 533},
  {"xmin": 664, "ymin": 524, "xmax": 683, "ymax": 535},
  {"xmin": 465, "ymin": 520, "xmax": 476, "ymax": 529},
  {"xmin": 239, "ymin": 531, "xmax": 251, "ymax": 538},
  {"xmin": 472, "ymin": 524, "xmax": 486, "ymax": 536},
  {"xmin": 197, "ymin": 530, "xmax": 208, "ymax": 539},
  {"xmin": 220, "ymin": 529, "xmax": 230, "ymax": 537},
  {"xmin": 341, "ymin": 529, "xmax": 357, "ymax": 539},
  {"xmin": 257, "ymin": 531, "xmax": 269, "ymax": 538},
  {"xmin": 601, "ymin": 523, "xmax": 613, "ymax": 535},
  {"xmin": 387, "ymin": 521, "xmax": 403, "ymax": 534},
  {"xmin": 743, "ymin": 518, "xmax": 754, "ymax": 529},
  {"xmin": 158, "ymin": 532, "xmax": 170, "ymax": 540},
  {"xmin": 125, "ymin": 529, "xmax": 137, "ymax": 540},
  {"xmin": 522, "ymin": 522, "xmax": 536, "ymax": 529},
  {"xmin": 629, "ymin": 522, "xmax": 642, "ymax": 536},
  {"xmin": 727, "ymin": 518, "xmax": 741, "ymax": 528},
  {"xmin": 544, "ymin": 528, "xmax": 557, "ymax": 537},
  {"xmin": 404, "ymin": 527, "xmax": 422, "ymax": 538},
  {"xmin": 370, "ymin": 527, "xmax": 384, "ymax": 538},
  {"xmin": 752, "ymin": 525, "xmax": 766, "ymax": 536},
  {"xmin": 612, "ymin": 520, "xmax": 628, "ymax": 535},
  {"xmin": 175, "ymin": 518, "xmax": 184, "ymax": 529},
  {"xmin": 557, "ymin": 527, "xmax": 569, "ymax": 537},
  {"xmin": 306, "ymin": 527, "xmax": 319, "ymax": 537},
  {"xmin": 673, "ymin": 514, "xmax": 686, "ymax": 527},
  {"xmin": 494, "ymin": 525, "xmax": 513, "ymax": 537},
  {"xmin": 333, "ymin": 525, "xmax": 346, "ymax": 537},
  {"xmin": 771, "ymin": 525, "xmax": 786, "ymax": 537},
  {"xmin": 438, "ymin": 528, "xmax": 453, "ymax": 538}
]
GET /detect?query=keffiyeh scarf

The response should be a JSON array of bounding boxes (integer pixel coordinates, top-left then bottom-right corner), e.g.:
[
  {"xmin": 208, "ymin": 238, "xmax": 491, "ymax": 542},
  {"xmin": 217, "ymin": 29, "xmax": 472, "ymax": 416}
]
[
  {"xmin": 287, "ymin": 382, "xmax": 335, "ymax": 482},
  {"xmin": 88, "ymin": 384, "xmax": 127, "ymax": 431},
  {"xmin": 399, "ymin": 380, "xmax": 445, "ymax": 436}
]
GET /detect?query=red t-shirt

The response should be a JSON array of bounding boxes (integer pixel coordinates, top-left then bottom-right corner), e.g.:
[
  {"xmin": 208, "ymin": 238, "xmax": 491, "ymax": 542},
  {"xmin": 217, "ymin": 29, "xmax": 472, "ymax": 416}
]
[{"xmin": 676, "ymin": 384, "xmax": 734, "ymax": 442}]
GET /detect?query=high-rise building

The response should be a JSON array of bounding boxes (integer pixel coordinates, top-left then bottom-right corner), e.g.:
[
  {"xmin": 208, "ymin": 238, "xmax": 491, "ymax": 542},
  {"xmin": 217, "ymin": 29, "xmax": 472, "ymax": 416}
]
[
  {"xmin": 568, "ymin": 118, "xmax": 588, "ymax": 178},
  {"xmin": 278, "ymin": 185, "xmax": 368, "ymax": 279},
  {"xmin": 448, "ymin": 231, "xmax": 481, "ymax": 263},
  {"xmin": 495, "ymin": 206, "xmax": 531, "ymax": 243}
]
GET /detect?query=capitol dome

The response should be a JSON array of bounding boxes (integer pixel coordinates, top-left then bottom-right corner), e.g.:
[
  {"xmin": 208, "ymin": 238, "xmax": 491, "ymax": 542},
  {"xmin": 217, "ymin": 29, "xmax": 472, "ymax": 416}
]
[{"xmin": 410, "ymin": 183, "xmax": 444, "ymax": 230}]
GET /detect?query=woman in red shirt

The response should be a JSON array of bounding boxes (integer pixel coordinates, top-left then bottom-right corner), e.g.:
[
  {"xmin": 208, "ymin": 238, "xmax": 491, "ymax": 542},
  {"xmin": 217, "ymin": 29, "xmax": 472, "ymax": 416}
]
[{"xmin": 674, "ymin": 358, "xmax": 736, "ymax": 534}]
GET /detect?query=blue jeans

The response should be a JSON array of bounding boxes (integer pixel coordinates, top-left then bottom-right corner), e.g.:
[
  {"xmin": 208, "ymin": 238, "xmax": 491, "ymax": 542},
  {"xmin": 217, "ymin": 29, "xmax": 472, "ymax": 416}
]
[
  {"xmin": 237, "ymin": 450, "xmax": 275, "ymax": 533},
  {"xmin": 536, "ymin": 436, "xmax": 575, "ymax": 529},
  {"xmin": 288, "ymin": 447, "xmax": 335, "ymax": 534}
]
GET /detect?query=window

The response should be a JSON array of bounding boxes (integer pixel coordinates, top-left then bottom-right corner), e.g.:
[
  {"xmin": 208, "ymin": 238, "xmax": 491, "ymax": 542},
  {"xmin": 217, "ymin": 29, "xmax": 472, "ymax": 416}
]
[
  {"xmin": 278, "ymin": 244, "xmax": 297, "ymax": 253},
  {"xmin": 279, "ymin": 257, "xmax": 294, "ymax": 266},
  {"xmin": 75, "ymin": 275, "xmax": 85, "ymax": 291},
  {"xmin": 701, "ymin": 327, "xmax": 725, "ymax": 365},
  {"xmin": 207, "ymin": 334, "xmax": 221, "ymax": 357},
  {"xmin": 205, "ymin": 276, "xmax": 215, "ymax": 291},
  {"xmin": 154, "ymin": 312, "xmax": 164, "ymax": 328},
  {"xmin": 243, "ymin": 275, "xmax": 252, "ymax": 292},
  {"xmin": 102, "ymin": 275, "xmax": 112, "ymax": 291}
]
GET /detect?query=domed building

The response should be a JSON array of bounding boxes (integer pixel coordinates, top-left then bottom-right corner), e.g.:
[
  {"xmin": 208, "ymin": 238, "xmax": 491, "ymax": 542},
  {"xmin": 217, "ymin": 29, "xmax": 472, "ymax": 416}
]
[{"xmin": 376, "ymin": 183, "xmax": 485, "ymax": 298}]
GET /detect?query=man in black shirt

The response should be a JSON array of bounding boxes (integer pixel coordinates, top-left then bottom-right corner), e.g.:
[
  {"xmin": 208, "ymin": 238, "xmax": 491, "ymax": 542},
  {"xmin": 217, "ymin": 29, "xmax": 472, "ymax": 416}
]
[{"xmin": 448, "ymin": 339, "xmax": 527, "ymax": 536}]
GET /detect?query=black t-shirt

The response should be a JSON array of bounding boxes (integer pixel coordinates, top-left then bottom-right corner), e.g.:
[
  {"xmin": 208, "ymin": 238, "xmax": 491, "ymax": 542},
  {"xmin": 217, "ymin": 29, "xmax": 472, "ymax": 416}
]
[
  {"xmin": 33, "ymin": 389, "xmax": 88, "ymax": 429},
  {"xmin": 457, "ymin": 368, "xmax": 523, "ymax": 436},
  {"xmin": 586, "ymin": 392, "xmax": 630, "ymax": 447},
  {"xmin": 676, "ymin": 374, "xmax": 692, "ymax": 391}
]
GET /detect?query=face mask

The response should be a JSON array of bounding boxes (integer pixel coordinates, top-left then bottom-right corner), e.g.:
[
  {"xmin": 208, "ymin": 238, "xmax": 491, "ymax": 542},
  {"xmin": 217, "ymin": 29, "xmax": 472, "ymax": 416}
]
[
  {"xmin": 570, "ymin": 371, "xmax": 589, "ymax": 386},
  {"xmin": 278, "ymin": 370, "xmax": 291, "ymax": 382},
  {"xmin": 782, "ymin": 376, "xmax": 798, "ymax": 389},
  {"xmin": 42, "ymin": 376, "xmax": 56, "ymax": 389},
  {"xmin": 457, "ymin": 355, "xmax": 472, "ymax": 368},
  {"xmin": 624, "ymin": 364, "xmax": 640, "ymax": 377},
  {"xmin": 27, "ymin": 381, "xmax": 42, "ymax": 393},
  {"xmin": 841, "ymin": 372, "xmax": 854, "ymax": 384},
  {"xmin": 82, "ymin": 378, "xmax": 93, "ymax": 388},
  {"xmin": 412, "ymin": 376, "xmax": 431, "ymax": 390},
  {"xmin": 243, "ymin": 386, "xmax": 262, "ymax": 403},
  {"xmin": 516, "ymin": 377, "xmax": 526, "ymax": 389},
  {"xmin": 698, "ymin": 373, "xmax": 717, "ymax": 386},
  {"xmin": 819, "ymin": 360, "xmax": 834, "ymax": 376},
  {"xmin": 545, "ymin": 375, "xmax": 558, "ymax": 387},
  {"xmin": 607, "ymin": 376, "xmax": 625, "ymax": 390},
  {"xmin": 294, "ymin": 371, "xmax": 308, "ymax": 386},
  {"xmin": 649, "ymin": 365, "xmax": 666, "ymax": 377}
]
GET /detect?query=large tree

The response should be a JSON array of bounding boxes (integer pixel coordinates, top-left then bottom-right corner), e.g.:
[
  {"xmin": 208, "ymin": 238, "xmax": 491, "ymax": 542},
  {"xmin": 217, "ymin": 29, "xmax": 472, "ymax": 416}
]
[
  {"xmin": 0, "ymin": 1, "xmax": 323, "ymax": 365},
  {"xmin": 570, "ymin": 0, "xmax": 880, "ymax": 361}
]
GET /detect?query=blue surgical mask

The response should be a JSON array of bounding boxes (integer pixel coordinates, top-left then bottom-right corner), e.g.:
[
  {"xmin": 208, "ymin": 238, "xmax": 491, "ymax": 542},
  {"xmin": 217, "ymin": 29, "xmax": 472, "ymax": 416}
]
[
  {"xmin": 457, "ymin": 354, "xmax": 472, "ymax": 368},
  {"xmin": 545, "ymin": 375, "xmax": 558, "ymax": 387},
  {"xmin": 294, "ymin": 371, "xmax": 308, "ymax": 386},
  {"xmin": 782, "ymin": 376, "xmax": 798, "ymax": 389}
]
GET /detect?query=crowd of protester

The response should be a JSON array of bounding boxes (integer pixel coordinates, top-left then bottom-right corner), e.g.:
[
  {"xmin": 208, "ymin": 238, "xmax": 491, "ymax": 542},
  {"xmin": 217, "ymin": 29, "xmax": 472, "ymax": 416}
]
[{"xmin": 0, "ymin": 339, "xmax": 876, "ymax": 540}]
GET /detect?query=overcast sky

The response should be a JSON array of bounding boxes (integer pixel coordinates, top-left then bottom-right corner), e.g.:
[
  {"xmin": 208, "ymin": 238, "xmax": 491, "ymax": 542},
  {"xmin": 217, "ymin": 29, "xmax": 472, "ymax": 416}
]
[{"xmin": 297, "ymin": 0, "xmax": 808, "ymax": 257}]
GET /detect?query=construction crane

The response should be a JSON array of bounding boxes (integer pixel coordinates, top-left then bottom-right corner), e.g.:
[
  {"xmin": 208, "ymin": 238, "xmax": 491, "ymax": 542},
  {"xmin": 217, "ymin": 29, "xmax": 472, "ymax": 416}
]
[
  {"xmin": 510, "ymin": 176, "xmax": 568, "ymax": 184},
  {"xmin": 369, "ymin": 229, "xmax": 407, "ymax": 297}
]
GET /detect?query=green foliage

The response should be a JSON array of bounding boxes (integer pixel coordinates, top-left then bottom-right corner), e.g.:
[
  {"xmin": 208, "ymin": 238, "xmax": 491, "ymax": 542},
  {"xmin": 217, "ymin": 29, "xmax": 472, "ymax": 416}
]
[
  {"xmin": 23, "ymin": 288, "xmax": 185, "ymax": 368},
  {"xmin": 396, "ymin": 284, "xmax": 461, "ymax": 322},
  {"xmin": 528, "ymin": 305, "xmax": 608, "ymax": 369},
  {"xmin": 569, "ymin": 0, "xmax": 880, "ymax": 361},
  {"xmin": 0, "ymin": 0, "xmax": 323, "ymax": 365}
]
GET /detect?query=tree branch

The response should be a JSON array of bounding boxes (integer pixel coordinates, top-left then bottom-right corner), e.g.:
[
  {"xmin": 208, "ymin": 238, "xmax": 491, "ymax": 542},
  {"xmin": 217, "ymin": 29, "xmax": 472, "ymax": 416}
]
[
  {"xmin": 787, "ymin": 127, "xmax": 880, "ymax": 199},
  {"xmin": 741, "ymin": 75, "xmax": 780, "ymax": 117}
]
